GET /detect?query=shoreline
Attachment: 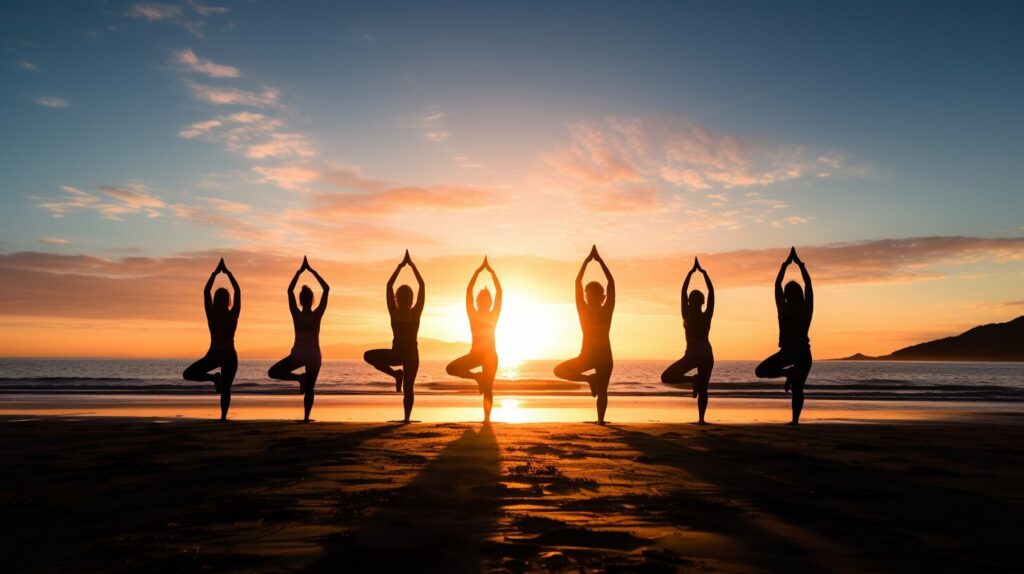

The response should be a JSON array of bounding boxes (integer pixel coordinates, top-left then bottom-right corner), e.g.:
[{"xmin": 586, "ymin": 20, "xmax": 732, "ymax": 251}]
[{"xmin": 2, "ymin": 393, "xmax": 1021, "ymax": 424}]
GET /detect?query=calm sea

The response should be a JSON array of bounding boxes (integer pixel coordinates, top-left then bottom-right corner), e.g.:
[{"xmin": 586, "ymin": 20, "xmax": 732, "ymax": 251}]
[{"xmin": 0, "ymin": 359, "xmax": 1021, "ymax": 402}]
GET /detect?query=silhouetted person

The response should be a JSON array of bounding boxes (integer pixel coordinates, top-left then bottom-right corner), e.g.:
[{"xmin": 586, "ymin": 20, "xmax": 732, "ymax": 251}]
[
  {"xmin": 446, "ymin": 257, "xmax": 502, "ymax": 422},
  {"xmin": 554, "ymin": 245, "xmax": 615, "ymax": 424},
  {"xmin": 661, "ymin": 257, "xmax": 715, "ymax": 424},
  {"xmin": 756, "ymin": 247, "xmax": 813, "ymax": 424},
  {"xmin": 268, "ymin": 256, "xmax": 329, "ymax": 422},
  {"xmin": 364, "ymin": 250, "xmax": 425, "ymax": 423},
  {"xmin": 183, "ymin": 258, "xmax": 240, "ymax": 421}
]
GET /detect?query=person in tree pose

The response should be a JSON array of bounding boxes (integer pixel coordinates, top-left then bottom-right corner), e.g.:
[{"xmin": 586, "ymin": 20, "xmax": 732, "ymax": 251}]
[
  {"xmin": 268, "ymin": 256, "xmax": 329, "ymax": 422},
  {"xmin": 364, "ymin": 250, "xmax": 425, "ymax": 423},
  {"xmin": 183, "ymin": 258, "xmax": 240, "ymax": 421},
  {"xmin": 755, "ymin": 247, "xmax": 813, "ymax": 424},
  {"xmin": 554, "ymin": 245, "xmax": 615, "ymax": 424},
  {"xmin": 446, "ymin": 257, "xmax": 502, "ymax": 423},
  {"xmin": 661, "ymin": 257, "xmax": 715, "ymax": 424}
]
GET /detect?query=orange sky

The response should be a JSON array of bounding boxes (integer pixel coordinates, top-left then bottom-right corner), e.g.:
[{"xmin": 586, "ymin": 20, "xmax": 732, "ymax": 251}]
[{"xmin": 1, "ymin": 239, "xmax": 1021, "ymax": 360}]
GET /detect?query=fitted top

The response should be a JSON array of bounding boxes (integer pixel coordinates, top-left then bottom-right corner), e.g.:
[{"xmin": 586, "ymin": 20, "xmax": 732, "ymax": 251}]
[
  {"xmin": 777, "ymin": 304, "xmax": 811, "ymax": 349},
  {"xmin": 293, "ymin": 310, "xmax": 321, "ymax": 349},
  {"xmin": 207, "ymin": 309, "xmax": 238, "ymax": 351},
  {"xmin": 683, "ymin": 307, "xmax": 711, "ymax": 349}
]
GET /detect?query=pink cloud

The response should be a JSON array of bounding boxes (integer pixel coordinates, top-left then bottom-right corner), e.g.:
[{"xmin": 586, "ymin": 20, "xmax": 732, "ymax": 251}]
[{"xmin": 174, "ymin": 48, "xmax": 240, "ymax": 78}]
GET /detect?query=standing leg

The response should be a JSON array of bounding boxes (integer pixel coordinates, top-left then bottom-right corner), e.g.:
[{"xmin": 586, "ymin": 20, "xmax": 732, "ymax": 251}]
[
  {"xmin": 364, "ymin": 348, "xmax": 403, "ymax": 392},
  {"xmin": 303, "ymin": 367, "xmax": 320, "ymax": 422},
  {"xmin": 594, "ymin": 363, "xmax": 612, "ymax": 424},
  {"xmin": 480, "ymin": 353, "xmax": 497, "ymax": 423},
  {"xmin": 219, "ymin": 351, "xmax": 238, "ymax": 421},
  {"xmin": 402, "ymin": 357, "xmax": 419, "ymax": 423},
  {"xmin": 695, "ymin": 358, "xmax": 713, "ymax": 425},
  {"xmin": 789, "ymin": 350, "xmax": 812, "ymax": 424}
]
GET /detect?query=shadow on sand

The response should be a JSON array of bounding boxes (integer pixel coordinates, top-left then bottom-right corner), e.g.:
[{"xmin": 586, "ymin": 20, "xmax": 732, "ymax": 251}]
[{"xmin": 311, "ymin": 424, "xmax": 501, "ymax": 573}]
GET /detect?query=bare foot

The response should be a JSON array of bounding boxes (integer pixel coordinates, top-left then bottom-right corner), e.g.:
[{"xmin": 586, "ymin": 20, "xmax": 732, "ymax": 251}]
[
  {"xmin": 394, "ymin": 370, "xmax": 404, "ymax": 393},
  {"xmin": 213, "ymin": 372, "xmax": 222, "ymax": 394},
  {"xmin": 299, "ymin": 373, "xmax": 307, "ymax": 395},
  {"xmin": 787, "ymin": 420, "xmax": 800, "ymax": 425}
]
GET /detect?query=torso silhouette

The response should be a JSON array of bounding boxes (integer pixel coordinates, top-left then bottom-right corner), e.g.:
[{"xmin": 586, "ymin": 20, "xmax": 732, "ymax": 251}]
[
  {"xmin": 580, "ymin": 304, "xmax": 613, "ymax": 362},
  {"xmin": 684, "ymin": 307, "xmax": 711, "ymax": 350},
  {"xmin": 293, "ymin": 309, "xmax": 320, "ymax": 348},
  {"xmin": 391, "ymin": 308, "xmax": 420, "ymax": 354},
  {"xmin": 778, "ymin": 303, "xmax": 810, "ymax": 349},
  {"xmin": 469, "ymin": 308, "xmax": 497, "ymax": 353},
  {"xmin": 207, "ymin": 308, "xmax": 238, "ymax": 350}
]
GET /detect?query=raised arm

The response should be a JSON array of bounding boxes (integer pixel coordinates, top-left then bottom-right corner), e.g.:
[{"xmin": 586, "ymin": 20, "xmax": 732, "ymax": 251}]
[
  {"xmin": 305, "ymin": 259, "xmax": 330, "ymax": 317},
  {"xmin": 796, "ymin": 254, "xmax": 812, "ymax": 318},
  {"xmin": 223, "ymin": 263, "xmax": 241, "ymax": 318},
  {"xmin": 203, "ymin": 262, "xmax": 220, "ymax": 315},
  {"xmin": 386, "ymin": 258, "xmax": 403, "ymax": 315},
  {"xmin": 594, "ymin": 251, "xmax": 615, "ymax": 312},
  {"xmin": 775, "ymin": 249, "xmax": 794, "ymax": 311},
  {"xmin": 287, "ymin": 263, "xmax": 302, "ymax": 316},
  {"xmin": 575, "ymin": 254, "xmax": 590, "ymax": 313},
  {"xmin": 466, "ymin": 263, "xmax": 483, "ymax": 316},
  {"xmin": 702, "ymin": 267, "xmax": 714, "ymax": 320},
  {"xmin": 409, "ymin": 256, "xmax": 426, "ymax": 315},
  {"xmin": 681, "ymin": 259, "xmax": 696, "ymax": 318},
  {"xmin": 490, "ymin": 264, "xmax": 502, "ymax": 317}
]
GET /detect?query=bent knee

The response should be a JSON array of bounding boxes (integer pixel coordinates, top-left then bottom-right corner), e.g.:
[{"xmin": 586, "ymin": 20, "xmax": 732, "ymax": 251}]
[{"xmin": 445, "ymin": 362, "xmax": 459, "ymax": 376}]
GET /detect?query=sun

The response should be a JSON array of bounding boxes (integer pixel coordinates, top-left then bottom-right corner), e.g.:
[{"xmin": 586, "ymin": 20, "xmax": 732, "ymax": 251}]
[{"xmin": 495, "ymin": 293, "xmax": 572, "ymax": 366}]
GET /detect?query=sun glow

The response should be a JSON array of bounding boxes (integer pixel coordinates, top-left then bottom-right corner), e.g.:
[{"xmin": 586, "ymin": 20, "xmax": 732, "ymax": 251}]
[{"xmin": 495, "ymin": 294, "xmax": 575, "ymax": 366}]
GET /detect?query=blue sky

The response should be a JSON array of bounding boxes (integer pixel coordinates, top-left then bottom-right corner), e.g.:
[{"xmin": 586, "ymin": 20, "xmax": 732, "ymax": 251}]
[{"xmin": 3, "ymin": 0, "xmax": 1022, "ymax": 258}]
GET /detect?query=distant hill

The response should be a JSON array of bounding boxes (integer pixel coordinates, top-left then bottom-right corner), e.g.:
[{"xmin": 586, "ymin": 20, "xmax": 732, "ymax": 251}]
[
  {"xmin": 839, "ymin": 316, "xmax": 1024, "ymax": 362},
  {"xmin": 239, "ymin": 337, "xmax": 468, "ymax": 360}
]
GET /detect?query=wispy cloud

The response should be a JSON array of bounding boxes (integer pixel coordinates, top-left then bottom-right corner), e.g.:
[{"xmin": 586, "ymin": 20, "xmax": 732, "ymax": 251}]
[
  {"xmin": 174, "ymin": 48, "xmax": 239, "ymax": 78},
  {"xmin": 127, "ymin": 1, "xmax": 228, "ymax": 36},
  {"xmin": 38, "ymin": 237, "xmax": 69, "ymax": 245},
  {"xmin": 418, "ymin": 107, "xmax": 449, "ymax": 142},
  {"xmin": 185, "ymin": 80, "xmax": 280, "ymax": 108},
  {"xmin": 34, "ymin": 96, "xmax": 69, "ymax": 108},
  {"xmin": 179, "ymin": 112, "xmax": 312, "ymax": 159},
  {"xmin": 15, "ymin": 60, "xmax": 38, "ymax": 71},
  {"xmin": 37, "ymin": 184, "xmax": 166, "ymax": 220},
  {"xmin": 541, "ymin": 115, "xmax": 863, "ymax": 222}
]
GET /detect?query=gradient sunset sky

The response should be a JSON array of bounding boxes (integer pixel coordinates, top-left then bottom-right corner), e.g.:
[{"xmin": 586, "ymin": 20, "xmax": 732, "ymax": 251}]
[{"xmin": 1, "ymin": 1, "xmax": 1022, "ymax": 360}]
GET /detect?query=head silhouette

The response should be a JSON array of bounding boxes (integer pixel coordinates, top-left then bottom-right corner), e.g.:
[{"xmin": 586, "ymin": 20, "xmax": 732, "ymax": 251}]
[
  {"xmin": 688, "ymin": 289, "xmax": 705, "ymax": 311},
  {"xmin": 299, "ymin": 285, "xmax": 314, "ymax": 310},
  {"xmin": 396, "ymin": 284, "xmax": 414, "ymax": 310},
  {"xmin": 213, "ymin": 287, "xmax": 230, "ymax": 311},
  {"xmin": 584, "ymin": 281, "xmax": 605, "ymax": 307},
  {"xmin": 784, "ymin": 281, "xmax": 804, "ymax": 307},
  {"xmin": 476, "ymin": 287, "xmax": 492, "ymax": 311}
]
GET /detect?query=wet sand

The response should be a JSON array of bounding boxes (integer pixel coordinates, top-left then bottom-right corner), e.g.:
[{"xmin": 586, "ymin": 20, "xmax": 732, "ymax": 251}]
[{"xmin": 1, "ymin": 412, "xmax": 1022, "ymax": 572}]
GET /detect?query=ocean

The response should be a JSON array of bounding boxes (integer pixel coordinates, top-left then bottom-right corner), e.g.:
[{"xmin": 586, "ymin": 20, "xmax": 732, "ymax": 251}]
[{"xmin": 0, "ymin": 359, "xmax": 1021, "ymax": 402}]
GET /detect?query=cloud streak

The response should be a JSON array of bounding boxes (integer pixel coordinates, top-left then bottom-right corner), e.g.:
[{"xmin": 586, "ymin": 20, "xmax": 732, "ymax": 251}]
[
  {"xmin": 34, "ymin": 96, "xmax": 69, "ymax": 108},
  {"xmin": 174, "ymin": 48, "xmax": 239, "ymax": 78}
]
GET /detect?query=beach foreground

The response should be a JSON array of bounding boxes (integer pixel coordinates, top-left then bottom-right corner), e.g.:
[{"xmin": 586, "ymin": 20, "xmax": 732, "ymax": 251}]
[{"xmin": 2, "ymin": 414, "xmax": 1021, "ymax": 573}]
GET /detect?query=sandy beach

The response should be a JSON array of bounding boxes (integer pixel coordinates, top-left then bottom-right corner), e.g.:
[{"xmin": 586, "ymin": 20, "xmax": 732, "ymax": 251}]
[{"xmin": 2, "ymin": 409, "xmax": 1021, "ymax": 573}]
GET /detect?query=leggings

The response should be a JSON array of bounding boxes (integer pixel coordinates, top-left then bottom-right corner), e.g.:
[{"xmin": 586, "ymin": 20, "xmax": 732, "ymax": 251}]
[
  {"xmin": 755, "ymin": 347, "xmax": 812, "ymax": 390},
  {"xmin": 446, "ymin": 350, "xmax": 498, "ymax": 394},
  {"xmin": 183, "ymin": 348, "xmax": 237, "ymax": 420},
  {"xmin": 183, "ymin": 348, "xmax": 238, "ymax": 389},
  {"xmin": 364, "ymin": 348, "xmax": 419, "ymax": 420},
  {"xmin": 661, "ymin": 348, "xmax": 714, "ymax": 393}
]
